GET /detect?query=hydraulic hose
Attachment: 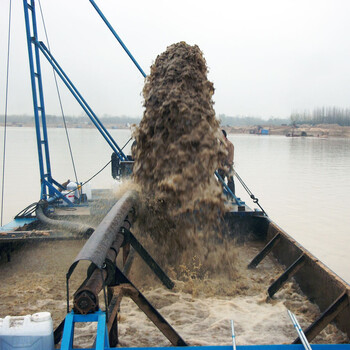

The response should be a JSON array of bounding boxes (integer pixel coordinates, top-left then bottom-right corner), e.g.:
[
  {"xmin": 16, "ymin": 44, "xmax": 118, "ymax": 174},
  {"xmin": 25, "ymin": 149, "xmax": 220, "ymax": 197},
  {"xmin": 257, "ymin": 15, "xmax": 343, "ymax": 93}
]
[{"xmin": 36, "ymin": 201, "xmax": 94, "ymax": 237}]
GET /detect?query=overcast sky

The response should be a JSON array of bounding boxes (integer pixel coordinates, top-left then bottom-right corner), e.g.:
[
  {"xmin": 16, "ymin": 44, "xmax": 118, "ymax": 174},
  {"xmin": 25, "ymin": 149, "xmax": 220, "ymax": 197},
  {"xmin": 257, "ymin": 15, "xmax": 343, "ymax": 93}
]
[{"xmin": 1, "ymin": 0, "xmax": 350, "ymax": 119}]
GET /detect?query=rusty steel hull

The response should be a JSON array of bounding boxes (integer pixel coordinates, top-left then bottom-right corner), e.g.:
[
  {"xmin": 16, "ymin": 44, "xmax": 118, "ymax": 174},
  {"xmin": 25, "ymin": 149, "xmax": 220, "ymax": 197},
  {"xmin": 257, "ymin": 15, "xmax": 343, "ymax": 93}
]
[{"xmin": 225, "ymin": 211, "xmax": 350, "ymax": 341}]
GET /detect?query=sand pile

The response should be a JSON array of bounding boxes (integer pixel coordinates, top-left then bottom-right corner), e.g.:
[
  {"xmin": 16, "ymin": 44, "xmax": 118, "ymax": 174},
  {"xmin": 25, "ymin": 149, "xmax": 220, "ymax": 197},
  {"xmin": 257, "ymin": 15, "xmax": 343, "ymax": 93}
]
[{"xmin": 133, "ymin": 42, "xmax": 227, "ymax": 259}]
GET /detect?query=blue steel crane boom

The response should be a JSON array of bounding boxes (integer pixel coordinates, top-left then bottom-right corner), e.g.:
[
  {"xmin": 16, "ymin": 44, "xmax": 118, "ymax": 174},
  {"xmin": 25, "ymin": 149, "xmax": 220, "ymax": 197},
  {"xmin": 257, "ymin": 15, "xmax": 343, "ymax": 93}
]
[
  {"xmin": 23, "ymin": 0, "xmax": 243, "ymax": 206},
  {"xmin": 22, "ymin": 0, "xmax": 143, "ymax": 204}
]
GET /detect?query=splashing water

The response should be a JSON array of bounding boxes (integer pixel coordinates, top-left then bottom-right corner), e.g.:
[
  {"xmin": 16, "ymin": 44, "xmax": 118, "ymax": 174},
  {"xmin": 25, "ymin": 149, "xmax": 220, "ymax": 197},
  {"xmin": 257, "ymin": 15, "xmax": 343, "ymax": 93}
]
[{"xmin": 133, "ymin": 42, "xmax": 228, "ymax": 263}]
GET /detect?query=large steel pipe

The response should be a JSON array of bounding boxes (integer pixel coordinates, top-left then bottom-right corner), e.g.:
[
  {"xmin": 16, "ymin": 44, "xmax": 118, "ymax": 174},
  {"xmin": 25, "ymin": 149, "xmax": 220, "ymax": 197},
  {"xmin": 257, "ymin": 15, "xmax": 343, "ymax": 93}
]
[
  {"xmin": 69, "ymin": 190, "xmax": 137, "ymax": 314},
  {"xmin": 73, "ymin": 216, "xmax": 133, "ymax": 314},
  {"xmin": 67, "ymin": 190, "xmax": 137, "ymax": 277}
]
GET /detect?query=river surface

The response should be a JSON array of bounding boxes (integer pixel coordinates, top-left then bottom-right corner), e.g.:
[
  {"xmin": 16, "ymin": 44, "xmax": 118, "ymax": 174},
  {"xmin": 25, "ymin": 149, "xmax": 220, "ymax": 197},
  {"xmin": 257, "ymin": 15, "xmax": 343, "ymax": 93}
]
[
  {"xmin": 0, "ymin": 127, "xmax": 349, "ymax": 284},
  {"xmin": 0, "ymin": 127, "xmax": 349, "ymax": 345}
]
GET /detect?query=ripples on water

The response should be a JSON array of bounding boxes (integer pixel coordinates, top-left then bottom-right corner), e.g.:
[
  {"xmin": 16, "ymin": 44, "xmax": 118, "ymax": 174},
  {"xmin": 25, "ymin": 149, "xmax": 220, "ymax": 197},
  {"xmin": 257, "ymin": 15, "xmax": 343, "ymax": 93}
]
[{"xmin": 231, "ymin": 135, "xmax": 350, "ymax": 283}]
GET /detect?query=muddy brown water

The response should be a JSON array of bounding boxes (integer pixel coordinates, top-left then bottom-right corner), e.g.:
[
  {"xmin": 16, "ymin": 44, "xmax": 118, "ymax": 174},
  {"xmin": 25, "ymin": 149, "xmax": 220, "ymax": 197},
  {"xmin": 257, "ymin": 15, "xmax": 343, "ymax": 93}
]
[{"xmin": 0, "ymin": 238, "xmax": 347, "ymax": 347}]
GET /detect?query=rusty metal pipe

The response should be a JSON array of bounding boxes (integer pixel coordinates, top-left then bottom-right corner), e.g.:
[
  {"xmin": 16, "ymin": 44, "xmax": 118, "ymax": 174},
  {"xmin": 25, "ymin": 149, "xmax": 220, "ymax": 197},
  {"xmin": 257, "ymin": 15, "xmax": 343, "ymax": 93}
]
[
  {"xmin": 73, "ymin": 200, "xmax": 136, "ymax": 314},
  {"xmin": 67, "ymin": 190, "xmax": 137, "ymax": 279},
  {"xmin": 74, "ymin": 233, "xmax": 123, "ymax": 314}
]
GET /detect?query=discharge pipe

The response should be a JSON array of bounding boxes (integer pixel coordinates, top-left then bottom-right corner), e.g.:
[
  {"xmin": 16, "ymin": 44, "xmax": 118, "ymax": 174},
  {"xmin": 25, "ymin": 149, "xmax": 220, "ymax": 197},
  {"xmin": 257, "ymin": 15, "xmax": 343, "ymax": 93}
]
[
  {"xmin": 68, "ymin": 190, "xmax": 137, "ymax": 314},
  {"xmin": 36, "ymin": 201, "xmax": 94, "ymax": 237}
]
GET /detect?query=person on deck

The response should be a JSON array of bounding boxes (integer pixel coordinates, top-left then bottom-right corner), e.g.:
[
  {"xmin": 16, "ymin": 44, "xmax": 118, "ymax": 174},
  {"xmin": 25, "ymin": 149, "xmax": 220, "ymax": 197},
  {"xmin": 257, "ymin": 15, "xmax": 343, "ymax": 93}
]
[{"xmin": 219, "ymin": 129, "xmax": 235, "ymax": 195}]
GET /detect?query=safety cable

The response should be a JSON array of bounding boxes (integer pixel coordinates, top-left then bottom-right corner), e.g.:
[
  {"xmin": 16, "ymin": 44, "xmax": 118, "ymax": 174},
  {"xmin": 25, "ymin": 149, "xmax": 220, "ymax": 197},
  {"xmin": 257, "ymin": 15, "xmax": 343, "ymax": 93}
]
[
  {"xmin": 121, "ymin": 136, "xmax": 133, "ymax": 151},
  {"xmin": 233, "ymin": 169, "xmax": 268, "ymax": 216},
  {"xmin": 14, "ymin": 202, "xmax": 38, "ymax": 219},
  {"xmin": 14, "ymin": 136, "xmax": 132, "ymax": 217},
  {"xmin": 1, "ymin": 0, "xmax": 12, "ymax": 227},
  {"xmin": 14, "ymin": 159, "xmax": 111, "ymax": 217},
  {"xmin": 37, "ymin": 0, "xmax": 79, "ymax": 185},
  {"xmin": 80, "ymin": 159, "xmax": 111, "ymax": 189},
  {"xmin": 79, "ymin": 137, "xmax": 132, "ymax": 187}
]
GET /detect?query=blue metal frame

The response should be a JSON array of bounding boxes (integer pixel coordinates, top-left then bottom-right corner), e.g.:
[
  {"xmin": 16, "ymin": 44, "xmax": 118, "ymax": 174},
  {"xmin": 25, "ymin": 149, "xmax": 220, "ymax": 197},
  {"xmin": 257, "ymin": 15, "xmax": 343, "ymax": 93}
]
[
  {"xmin": 22, "ymin": 0, "xmax": 78, "ymax": 205},
  {"xmin": 125, "ymin": 347, "xmax": 350, "ymax": 350},
  {"xmin": 23, "ymin": 0, "xmax": 54, "ymax": 200},
  {"xmin": 215, "ymin": 171, "xmax": 245, "ymax": 207},
  {"xmin": 61, "ymin": 310, "xmax": 109, "ymax": 350},
  {"xmin": 88, "ymin": 0, "xmax": 147, "ymax": 78},
  {"xmin": 59, "ymin": 310, "xmax": 350, "ymax": 350},
  {"xmin": 22, "ymin": 0, "xmax": 142, "ymax": 204},
  {"xmin": 124, "ymin": 346, "xmax": 350, "ymax": 350}
]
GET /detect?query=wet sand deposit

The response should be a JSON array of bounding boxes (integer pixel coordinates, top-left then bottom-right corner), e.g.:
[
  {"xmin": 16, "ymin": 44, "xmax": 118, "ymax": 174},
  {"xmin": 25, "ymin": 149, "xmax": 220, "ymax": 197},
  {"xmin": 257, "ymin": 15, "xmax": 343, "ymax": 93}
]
[{"xmin": 0, "ymin": 239, "xmax": 347, "ymax": 346}]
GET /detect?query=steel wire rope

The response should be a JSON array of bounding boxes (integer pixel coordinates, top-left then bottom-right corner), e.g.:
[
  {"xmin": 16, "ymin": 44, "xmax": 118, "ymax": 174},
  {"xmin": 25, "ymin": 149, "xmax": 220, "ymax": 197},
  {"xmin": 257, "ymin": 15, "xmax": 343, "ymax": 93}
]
[
  {"xmin": 79, "ymin": 136, "xmax": 132, "ymax": 189},
  {"xmin": 14, "ymin": 159, "xmax": 112, "ymax": 215},
  {"xmin": 14, "ymin": 137, "xmax": 132, "ymax": 216},
  {"xmin": 1, "ymin": 0, "xmax": 12, "ymax": 226},
  {"xmin": 37, "ymin": 0, "xmax": 79, "ymax": 185},
  {"xmin": 233, "ymin": 168, "xmax": 268, "ymax": 216}
]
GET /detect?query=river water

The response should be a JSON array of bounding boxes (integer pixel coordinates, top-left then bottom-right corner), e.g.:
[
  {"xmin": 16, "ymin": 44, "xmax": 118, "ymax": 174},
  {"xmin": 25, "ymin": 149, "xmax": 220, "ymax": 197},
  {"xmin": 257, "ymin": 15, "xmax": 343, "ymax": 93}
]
[
  {"xmin": 1, "ymin": 127, "xmax": 349, "ymax": 282},
  {"xmin": 0, "ymin": 126, "xmax": 349, "ymax": 345}
]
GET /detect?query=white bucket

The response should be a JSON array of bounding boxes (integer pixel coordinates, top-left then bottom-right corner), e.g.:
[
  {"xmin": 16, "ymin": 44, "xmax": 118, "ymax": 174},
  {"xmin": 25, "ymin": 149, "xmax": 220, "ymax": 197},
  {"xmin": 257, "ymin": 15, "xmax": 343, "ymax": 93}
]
[
  {"xmin": 66, "ymin": 181, "xmax": 79, "ymax": 200},
  {"xmin": 0, "ymin": 312, "xmax": 55, "ymax": 350},
  {"xmin": 82, "ymin": 182, "xmax": 92, "ymax": 201},
  {"xmin": 60, "ymin": 190, "xmax": 74, "ymax": 206}
]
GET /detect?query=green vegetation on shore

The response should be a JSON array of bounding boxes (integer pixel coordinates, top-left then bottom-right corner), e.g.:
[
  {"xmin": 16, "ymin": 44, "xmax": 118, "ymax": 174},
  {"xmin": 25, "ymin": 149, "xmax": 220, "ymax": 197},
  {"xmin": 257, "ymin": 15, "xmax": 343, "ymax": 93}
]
[{"xmin": 291, "ymin": 107, "xmax": 350, "ymax": 127}]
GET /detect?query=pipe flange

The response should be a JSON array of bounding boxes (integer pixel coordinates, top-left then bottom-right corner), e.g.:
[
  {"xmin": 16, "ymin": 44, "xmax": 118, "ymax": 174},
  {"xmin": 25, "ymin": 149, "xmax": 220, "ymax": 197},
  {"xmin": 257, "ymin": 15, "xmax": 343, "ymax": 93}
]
[{"xmin": 73, "ymin": 290, "xmax": 98, "ymax": 315}]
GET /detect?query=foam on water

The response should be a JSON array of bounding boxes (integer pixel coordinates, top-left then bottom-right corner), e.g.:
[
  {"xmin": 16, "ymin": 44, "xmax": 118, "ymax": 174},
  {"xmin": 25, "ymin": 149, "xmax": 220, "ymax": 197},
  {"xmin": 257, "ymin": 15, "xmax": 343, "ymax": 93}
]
[{"xmin": 0, "ymin": 238, "xmax": 347, "ymax": 346}]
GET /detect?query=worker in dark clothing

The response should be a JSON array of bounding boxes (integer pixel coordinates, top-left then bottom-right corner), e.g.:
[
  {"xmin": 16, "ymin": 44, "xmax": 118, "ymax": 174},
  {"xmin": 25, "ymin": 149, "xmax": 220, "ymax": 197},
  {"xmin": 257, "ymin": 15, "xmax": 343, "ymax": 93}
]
[{"xmin": 218, "ymin": 129, "xmax": 235, "ymax": 195}]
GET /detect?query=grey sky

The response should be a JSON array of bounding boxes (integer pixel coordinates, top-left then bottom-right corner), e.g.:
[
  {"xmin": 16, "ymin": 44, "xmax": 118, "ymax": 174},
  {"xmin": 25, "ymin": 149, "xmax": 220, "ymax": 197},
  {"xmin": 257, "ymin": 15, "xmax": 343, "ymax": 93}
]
[{"xmin": 1, "ymin": 0, "xmax": 350, "ymax": 119}]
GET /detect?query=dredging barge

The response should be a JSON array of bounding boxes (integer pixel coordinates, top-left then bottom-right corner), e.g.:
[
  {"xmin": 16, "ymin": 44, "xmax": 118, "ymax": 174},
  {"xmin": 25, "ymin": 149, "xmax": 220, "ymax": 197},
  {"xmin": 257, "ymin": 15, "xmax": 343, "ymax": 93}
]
[{"xmin": 1, "ymin": 0, "xmax": 350, "ymax": 349}]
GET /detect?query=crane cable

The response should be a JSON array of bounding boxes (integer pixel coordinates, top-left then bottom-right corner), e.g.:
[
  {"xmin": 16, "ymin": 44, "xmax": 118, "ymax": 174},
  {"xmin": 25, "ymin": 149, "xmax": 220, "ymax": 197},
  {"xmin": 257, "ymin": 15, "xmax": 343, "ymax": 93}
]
[
  {"xmin": 14, "ymin": 137, "xmax": 132, "ymax": 218},
  {"xmin": 233, "ymin": 169, "xmax": 268, "ymax": 216},
  {"xmin": 1, "ymin": 0, "xmax": 12, "ymax": 227},
  {"xmin": 37, "ymin": 0, "xmax": 79, "ymax": 185}
]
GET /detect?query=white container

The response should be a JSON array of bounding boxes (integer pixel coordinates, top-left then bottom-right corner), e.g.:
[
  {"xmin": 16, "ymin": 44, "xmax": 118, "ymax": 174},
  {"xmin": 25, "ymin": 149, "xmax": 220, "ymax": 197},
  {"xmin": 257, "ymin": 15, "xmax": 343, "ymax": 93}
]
[
  {"xmin": 82, "ymin": 182, "xmax": 92, "ymax": 200},
  {"xmin": 0, "ymin": 312, "xmax": 54, "ymax": 350},
  {"xmin": 66, "ymin": 181, "xmax": 79, "ymax": 203},
  {"xmin": 60, "ymin": 190, "xmax": 74, "ymax": 206}
]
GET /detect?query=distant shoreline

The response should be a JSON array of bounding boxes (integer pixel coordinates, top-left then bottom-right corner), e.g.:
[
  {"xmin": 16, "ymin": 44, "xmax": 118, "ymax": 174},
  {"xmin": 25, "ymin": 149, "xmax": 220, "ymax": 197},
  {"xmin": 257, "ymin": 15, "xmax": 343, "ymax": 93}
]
[
  {"xmin": 2, "ymin": 122, "xmax": 350, "ymax": 138},
  {"xmin": 224, "ymin": 124, "xmax": 350, "ymax": 138}
]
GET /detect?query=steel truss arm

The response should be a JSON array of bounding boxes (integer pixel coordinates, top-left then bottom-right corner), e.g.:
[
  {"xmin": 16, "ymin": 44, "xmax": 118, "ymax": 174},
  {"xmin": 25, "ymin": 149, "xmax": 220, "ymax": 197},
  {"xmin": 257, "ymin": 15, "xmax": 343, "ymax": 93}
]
[
  {"xmin": 88, "ymin": 0, "xmax": 147, "ymax": 78},
  {"xmin": 38, "ymin": 42, "xmax": 128, "ymax": 161}
]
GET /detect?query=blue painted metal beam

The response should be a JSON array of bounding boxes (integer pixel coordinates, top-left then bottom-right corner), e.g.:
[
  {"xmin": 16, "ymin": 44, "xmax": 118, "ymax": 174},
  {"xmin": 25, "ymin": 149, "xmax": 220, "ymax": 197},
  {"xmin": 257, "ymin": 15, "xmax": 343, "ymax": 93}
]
[
  {"xmin": 23, "ymin": 0, "xmax": 53, "ymax": 199},
  {"xmin": 61, "ymin": 310, "xmax": 109, "ymax": 350},
  {"xmin": 119, "ymin": 346, "xmax": 350, "ymax": 350},
  {"xmin": 61, "ymin": 341, "xmax": 350, "ymax": 350},
  {"xmin": 59, "ymin": 310, "xmax": 350, "ymax": 350},
  {"xmin": 37, "ymin": 42, "xmax": 127, "ymax": 160},
  {"xmin": 215, "ymin": 171, "xmax": 245, "ymax": 206},
  {"xmin": 88, "ymin": 0, "xmax": 147, "ymax": 78}
]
